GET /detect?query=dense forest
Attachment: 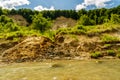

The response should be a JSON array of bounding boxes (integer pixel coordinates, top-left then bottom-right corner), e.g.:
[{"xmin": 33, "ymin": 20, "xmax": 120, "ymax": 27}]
[{"xmin": 0, "ymin": 5, "xmax": 120, "ymax": 25}]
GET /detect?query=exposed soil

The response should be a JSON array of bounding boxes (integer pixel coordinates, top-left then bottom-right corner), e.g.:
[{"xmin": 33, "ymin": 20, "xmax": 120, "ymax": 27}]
[
  {"xmin": 0, "ymin": 41, "xmax": 18, "ymax": 55},
  {"xmin": 52, "ymin": 16, "xmax": 77, "ymax": 30},
  {"xmin": 0, "ymin": 33, "xmax": 118, "ymax": 63},
  {"xmin": 9, "ymin": 15, "xmax": 29, "ymax": 26},
  {"xmin": 1, "ymin": 16, "xmax": 120, "ymax": 63}
]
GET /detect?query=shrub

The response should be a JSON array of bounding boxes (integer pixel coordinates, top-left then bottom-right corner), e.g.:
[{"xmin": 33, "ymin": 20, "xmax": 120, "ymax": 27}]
[
  {"xmin": 104, "ymin": 44, "xmax": 111, "ymax": 47},
  {"xmin": 101, "ymin": 34, "xmax": 119, "ymax": 42},
  {"xmin": 107, "ymin": 50, "xmax": 116, "ymax": 56},
  {"xmin": 0, "ymin": 15, "xmax": 19, "ymax": 32},
  {"xmin": 43, "ymin": 30, "xmax": 55, "ymax": 41},
  {"xmin": 117, "ymin": 48, "xmax": 120, "ymax": 58},
  {"xmin": 0, "ymin": 15, "xmax": 13, "ymax": 24},
  {"xmin": 32, "ymin": 13, "xmax": 52, "ymax": 33},
  {"xmin": 110, "ymin": 14, "xmax": 120, "ymax": 24},
  {"xmin": 91, "ymin": 52, "xmax": 103, "ymax": 59},
  {"xmin": 5, "ymin": 23, "xmax": 20, "ymax": 32},
  {"xmin": 116, "ymin": 53, "xmax": 120, "ymax": 58},
  {"xmin": 70, "ymin": 25, "xmax": 87, "ymax": 34},
  {"xmin": 78, "ymin": 15, "xmax": 95, "ymax": 26},
  {"xmin": 5, "ymin": 31, "xmax": 23, "ymax": 40}
]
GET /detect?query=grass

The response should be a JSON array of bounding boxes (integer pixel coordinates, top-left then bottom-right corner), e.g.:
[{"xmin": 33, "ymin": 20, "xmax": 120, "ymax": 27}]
[
  {"xmin": 104, "ymin": 44, "xmax": 112, "ymax": 47},
  {"xmin": 56, "ymin": 23, "xmax": 120, "ymax": 36},
  {"xmin": 117, "ymin": 48, "xmax": 120, "ymax": 58},
  {"xmin": 117, "ymin": 54, "xmax": 120, "ymax": 58},
  {"xmin": 0, "ymin": 60, "xmax": 120, "ymax": 80},
  {"xmin": 101, "ymin": 34, "xmax": 120, "ymax": 43},
  {"xmin": 107, "ymin": 50, "xmax": 116, "ymax": 56},
  {"xmin": 91, "ymin": 52, "xmax": 103, "ymax": 59}
]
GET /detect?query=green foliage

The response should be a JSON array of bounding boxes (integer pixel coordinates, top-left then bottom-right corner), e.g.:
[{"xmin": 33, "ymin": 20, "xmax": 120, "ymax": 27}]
[
  {"xmin": 0, "ymin": 15, "xmax": 42, "ymax": 41},
  {"xmin": 17, "ymin": 8, "xmax": 35, "ymax": 23},
  {"xmin": 117, "ymin": 48, "xmax": 120, "ymax": 58},
  {"xmin": 56, "ymin": 25, "xmax": 88, "ymax": 35},
  {"xmin": 110, "ymin": 14, "xmax": 120, "ymax": 24},
  {"xmin": 41, "ymin": 10, "xmax": 78, "ymax": 20},
  {"xmin": 107, "ymin": 50, "xmax": 116, "ymax": 56},
  {"xmin": 104, "ymin": 44, "xmax": 111, "ymax": 48},
  {"xmin": 56, "ymin": 23, "xmax": 120, "ymax": 36},
  {"xmin": 0, "ymin": 15, "xmax": 20, "ymax": 33},
  {"xmin": 91, "ymin": 52, "xmax": 103, "ymax": 59},
  {"xmin": 117, "ymin": 53, "xmax": 120, "ymax": 58},
  {"xmin": 101, "ymin": 34, "xmax": 119, "ymax": 42},
  {"xmin": 78, "ymin": 15, "xmax": 95, "ymax": 26},
  {"xmin": 0, "ymin": 28, "xmax": 41, "ymax": 41},
  {"xmin": 43, "ymin": 30, "xmax": 55, "ymax": 41},
  {"xmin": 0, "ymin": 15, "xmax": 13, "ymax": 24},
  {"xmin": 0, "ymin": 5, "xmax": 120, "ymax": 26},
  {"xmin": 32, "ymin": 13, "xmax": 52, "ymax": 33},
  {"xmin": 70, "ymin": 25, "xmax": 87, "ymax": 34},
  {"xmin": 4, "ymin": 31, "xmax": 23, "ymax": 41},
  {"xmin": 0, "ymin": 6, "xmax": 120, "ymax": 42}
]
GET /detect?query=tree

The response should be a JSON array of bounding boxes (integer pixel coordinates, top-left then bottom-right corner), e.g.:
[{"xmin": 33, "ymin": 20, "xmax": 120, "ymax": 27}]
[
  {"xmin": 78, "ymin": 15, "xmax": 95, "ymax": 26},
  {"xmin": 9, "ymin": 9, "xmax": 17, "ymax": 15},
  {"xmin": 0, "ymin": 15, "xmax": 13, "ymax": 24},
  {"xmin": 32, "ymin": 13, "xmax": 52, "ymax": 33},
  {"xmin": 0, "ymin": 7, "xmax": 3, "ymax": 16},
  {"xmin": 18, "ymin": 8, "xmax": 34, "ymax": 23},
  {"xmin": 0, "ymin": 15, "xmax": 20, "ymax": 32},
  {"xmin": 110, "ymin": 14, "xmax": 120, "ymax": 24},
  {"xmin": 77, "ymin": 9, "xmax": 87, "ymax": 18}
]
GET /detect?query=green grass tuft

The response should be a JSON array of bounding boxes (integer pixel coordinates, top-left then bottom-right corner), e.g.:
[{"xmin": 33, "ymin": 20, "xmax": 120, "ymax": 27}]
[
  {"xmin": 91, "ymin": 52, "xmax": 103, "ymax": 59},
  {"xmin": 101, "ymin": 34, "xmax": 120, "ymax": 43},
  {"xmin": 107, "ymin": 50, "xmax": 116, "ymax": 56}
]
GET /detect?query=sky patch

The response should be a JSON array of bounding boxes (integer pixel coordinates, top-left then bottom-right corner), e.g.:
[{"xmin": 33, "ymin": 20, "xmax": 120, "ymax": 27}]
[
  {"xmin": 0, "ymin": 0, "xmax": 119, "ymax": 11},
  {"xmin": 0, "ymin": 0, "xmax": 30, "ymax": 10}
]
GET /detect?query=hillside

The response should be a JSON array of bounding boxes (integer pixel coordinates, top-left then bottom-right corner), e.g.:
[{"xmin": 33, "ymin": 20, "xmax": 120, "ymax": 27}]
[
  {"xmin": 9, "ymin": 15, "xmax": 29, "ymax": 26},
  {"xmin": 0, "ymin": 6, "xmax": 120, "ymax": 62},
  {"xmin": 52, "ymin": 16, "xmax": 77, "ymax": 30},
  {"xmin": 1, "ymin": 22, "xmax": 120, "ymax": 62}
]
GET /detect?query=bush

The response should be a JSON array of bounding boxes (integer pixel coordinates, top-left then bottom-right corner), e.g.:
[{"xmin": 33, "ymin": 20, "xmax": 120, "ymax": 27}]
[
  {"xmin": 43, "ymin": 30, "xmax": 55, "ymax": 41},
  {"xmin": 116, "ymin": 53, "xmax": 120, "ymax": 58},
  {"xmin": 0, "ymin": 15, "xmax": 13, "ymax": 24},
  {"xmin": 5, "ymin": 31, "xmax": 23, "ymax": 40},
  {"xmin": 107, "ymin": 50, "xmax": 116, "ymax": 56},
  {"xmin": 117, "ymin": 48, "xmax": 120, "ymax": 58},
  {"xmin": 78, "ymin": 15, "xmax": 95, "ymax": 26},
  {"xmin": 32, "ymin": 13, "xmax": 52, "ymax": 33},
  {"xmin": 104, "ymin": 44, "xmax": 111, "ymax": 47},
  {"xmin": 101, "ymin": 34, "xmax": 119, "ymax": 42},
  {"xmin": 110, "ymin": 14, "xmax": 120, "ymax": 24},
  {"xmin": 91, "ymin": 52, "xmax": 103, "ymax": 59}
]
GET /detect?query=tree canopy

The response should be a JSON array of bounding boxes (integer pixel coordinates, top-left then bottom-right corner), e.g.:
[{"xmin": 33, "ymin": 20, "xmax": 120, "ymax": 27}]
[
  {"xmin": 0, "ymin": 5, "xmax": 120, "ymax": 26},
  {"xmin": 32, "ymin": 13, "xmax": 52, "ymax": 33}
]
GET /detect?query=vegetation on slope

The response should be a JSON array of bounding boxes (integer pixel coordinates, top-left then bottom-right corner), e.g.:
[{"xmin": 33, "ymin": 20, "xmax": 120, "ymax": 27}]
[
  {"xmin": 0, "ymin": 5, "xmax": 120, "ymax": 61},
  {"xmin": 0, "ymin": 5, "xmax": 120, "ymax": 40}
]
